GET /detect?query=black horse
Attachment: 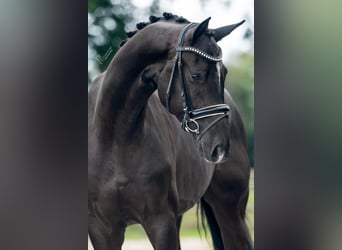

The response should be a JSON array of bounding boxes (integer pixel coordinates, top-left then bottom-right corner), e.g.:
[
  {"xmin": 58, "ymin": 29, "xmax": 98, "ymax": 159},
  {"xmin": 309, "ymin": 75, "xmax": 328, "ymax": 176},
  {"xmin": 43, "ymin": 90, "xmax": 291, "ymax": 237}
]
[{"xmin": 88, "ymin": 13, "xmax": 252, "ymax": 250}]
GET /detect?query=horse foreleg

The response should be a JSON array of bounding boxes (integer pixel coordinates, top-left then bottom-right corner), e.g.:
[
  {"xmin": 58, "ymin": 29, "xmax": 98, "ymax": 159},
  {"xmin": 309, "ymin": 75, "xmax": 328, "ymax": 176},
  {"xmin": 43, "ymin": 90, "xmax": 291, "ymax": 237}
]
[
  {"xmin": 88, "ymin": 214, "xmax": 125, "ymax": 250},
  {"xmin": 176, "ymin": 215, "xmax": 183, "ymax": 232},
  {"xmin": 176, "ymin": 216, "xmax": 183, "ymax": 250},
  {"xmin": 142, "ymin": 211, "xmax": 180, "ymax": 250},
  {"xmin": 203, "ymin": 165, "xmax": 253, "ymax": 250},
  {"xmin": 203, "ymin": 190, "xmax": 252, "ymax": 250}
]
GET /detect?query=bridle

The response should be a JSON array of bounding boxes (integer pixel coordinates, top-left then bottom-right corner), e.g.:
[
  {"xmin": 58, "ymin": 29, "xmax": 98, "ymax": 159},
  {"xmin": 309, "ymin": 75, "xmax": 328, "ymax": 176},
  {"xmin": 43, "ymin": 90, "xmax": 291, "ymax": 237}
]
[{"xmin": 165, "ymin": 23, "xmax": 230, "ymax": 140}]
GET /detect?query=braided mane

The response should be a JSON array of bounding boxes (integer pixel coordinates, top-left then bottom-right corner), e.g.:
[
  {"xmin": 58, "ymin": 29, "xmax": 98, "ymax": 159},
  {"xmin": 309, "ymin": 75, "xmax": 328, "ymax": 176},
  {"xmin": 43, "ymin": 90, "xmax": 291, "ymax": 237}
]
[{"xmin": 119, "ymin": 12, "xmax": 190, "ymax": 47}]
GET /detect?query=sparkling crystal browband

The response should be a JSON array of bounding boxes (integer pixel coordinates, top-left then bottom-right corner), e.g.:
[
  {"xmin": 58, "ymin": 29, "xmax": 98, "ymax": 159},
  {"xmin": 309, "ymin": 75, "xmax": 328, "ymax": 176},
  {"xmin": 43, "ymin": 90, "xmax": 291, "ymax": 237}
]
[{"xmin": 176, "ymin": 46, "xmax": 222, "ymax": 62}]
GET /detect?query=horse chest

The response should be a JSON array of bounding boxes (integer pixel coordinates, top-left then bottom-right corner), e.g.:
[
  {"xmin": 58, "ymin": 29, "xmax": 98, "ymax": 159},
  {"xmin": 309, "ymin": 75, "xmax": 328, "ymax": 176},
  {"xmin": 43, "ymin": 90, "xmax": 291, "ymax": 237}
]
[{"xmin": 95, "ymin": 147, "xmax": 172, "ymax": 199}]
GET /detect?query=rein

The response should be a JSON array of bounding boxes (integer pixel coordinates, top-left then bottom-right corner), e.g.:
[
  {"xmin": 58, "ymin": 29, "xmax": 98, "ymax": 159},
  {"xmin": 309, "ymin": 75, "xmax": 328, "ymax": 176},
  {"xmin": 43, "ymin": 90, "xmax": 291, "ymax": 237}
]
[{"xmin": 165, "ymin": 23, "xmax": 230, "ymax": 139}]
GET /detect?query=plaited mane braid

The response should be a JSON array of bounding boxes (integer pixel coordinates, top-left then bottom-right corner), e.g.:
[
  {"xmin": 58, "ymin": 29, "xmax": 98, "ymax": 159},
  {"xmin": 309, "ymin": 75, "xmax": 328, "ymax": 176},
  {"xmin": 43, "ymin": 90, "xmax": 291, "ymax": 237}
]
[{"xmin": 119, "ymin": 12, "xmax": 190, "ymax": 47}]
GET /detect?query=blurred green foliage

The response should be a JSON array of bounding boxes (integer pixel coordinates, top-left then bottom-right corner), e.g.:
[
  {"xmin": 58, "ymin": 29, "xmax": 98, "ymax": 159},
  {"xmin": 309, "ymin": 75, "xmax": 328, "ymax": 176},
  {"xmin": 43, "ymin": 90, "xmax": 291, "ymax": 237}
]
[
  {"xmin": 89, "ymin": 0, "xmax": 131, "ymax": 72},
  {"xmin": 226, "ymin": 53, "xmax": 254, "ymax": 167},
  {"xmin": 88, "ymin": 0, "xmax": 160, "ymax": 79}
]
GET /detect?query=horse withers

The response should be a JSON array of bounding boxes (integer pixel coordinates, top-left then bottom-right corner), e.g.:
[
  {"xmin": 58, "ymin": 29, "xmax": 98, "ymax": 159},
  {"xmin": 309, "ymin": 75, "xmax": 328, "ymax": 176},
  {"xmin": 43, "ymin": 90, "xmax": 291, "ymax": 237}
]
[{"xmin": 88, "ymin": 13, "xmax": 252, "ymax": 250}]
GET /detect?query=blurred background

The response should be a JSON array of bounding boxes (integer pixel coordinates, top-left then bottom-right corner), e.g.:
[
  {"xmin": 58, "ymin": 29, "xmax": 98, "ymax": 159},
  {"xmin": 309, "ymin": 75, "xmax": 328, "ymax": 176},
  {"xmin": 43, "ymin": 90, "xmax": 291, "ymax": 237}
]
[{"xmin": 88, "ymin": 0, "xmax": 254, "ymax": 248}]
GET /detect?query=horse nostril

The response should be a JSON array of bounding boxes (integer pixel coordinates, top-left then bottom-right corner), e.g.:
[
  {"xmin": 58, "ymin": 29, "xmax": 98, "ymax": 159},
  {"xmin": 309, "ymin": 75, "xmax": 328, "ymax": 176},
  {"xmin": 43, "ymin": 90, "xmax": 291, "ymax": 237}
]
[{"xmin": 211, "ymin": 144, "xmax": 225, "ymax": 163}]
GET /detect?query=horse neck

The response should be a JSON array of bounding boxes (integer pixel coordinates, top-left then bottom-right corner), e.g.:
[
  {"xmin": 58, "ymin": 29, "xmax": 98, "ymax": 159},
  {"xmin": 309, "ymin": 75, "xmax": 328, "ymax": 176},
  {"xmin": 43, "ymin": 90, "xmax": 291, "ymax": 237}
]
[{"xmin": 93, "ymin": 24, "xmax": 175, "ymax": 144}]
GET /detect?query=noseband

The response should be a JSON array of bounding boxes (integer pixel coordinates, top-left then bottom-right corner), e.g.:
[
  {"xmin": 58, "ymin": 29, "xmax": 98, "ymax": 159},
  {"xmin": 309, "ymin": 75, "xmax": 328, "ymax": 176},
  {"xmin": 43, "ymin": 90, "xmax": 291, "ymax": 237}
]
[{"xmin": 165, "ymin": 23, "xmax": 230, "ymax": 140}]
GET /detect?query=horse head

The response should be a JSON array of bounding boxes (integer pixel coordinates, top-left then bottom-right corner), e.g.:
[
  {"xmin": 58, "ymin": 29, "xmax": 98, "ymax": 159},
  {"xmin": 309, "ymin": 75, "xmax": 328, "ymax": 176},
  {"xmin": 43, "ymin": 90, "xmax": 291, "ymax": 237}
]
[
  {"xmin": 135, "ymin": 14, "xmax": 244, "ymax": 163},
  {"xmin": 151, "ymin": 17, "xmax": 243, "ymax": 163}
]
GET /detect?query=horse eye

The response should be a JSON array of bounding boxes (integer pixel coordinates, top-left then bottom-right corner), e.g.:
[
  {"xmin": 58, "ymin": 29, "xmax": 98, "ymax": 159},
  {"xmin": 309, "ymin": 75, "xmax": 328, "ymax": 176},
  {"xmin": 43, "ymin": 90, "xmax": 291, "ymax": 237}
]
[{"xmin": 191, "ymin": 73, "xmax": 201, "ymax": 81}]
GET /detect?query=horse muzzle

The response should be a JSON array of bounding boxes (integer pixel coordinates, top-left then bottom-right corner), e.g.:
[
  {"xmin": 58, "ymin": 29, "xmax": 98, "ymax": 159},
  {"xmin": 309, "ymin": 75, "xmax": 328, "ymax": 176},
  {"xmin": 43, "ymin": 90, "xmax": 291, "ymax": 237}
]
[
  {"xmin": 196, "ymin": 116, "xmax": 230, "ymax": 164},
  {"xmin": 199, "ymin": 139, "xmax": 230, "ymax": 164}
]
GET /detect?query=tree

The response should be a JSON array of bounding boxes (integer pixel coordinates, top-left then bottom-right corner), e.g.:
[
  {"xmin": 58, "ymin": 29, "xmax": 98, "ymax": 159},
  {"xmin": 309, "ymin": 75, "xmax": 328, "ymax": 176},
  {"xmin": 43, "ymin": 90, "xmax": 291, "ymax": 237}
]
[{"xmin": 88, "ymin": 0, "xmax": 160, "ymax": 82}]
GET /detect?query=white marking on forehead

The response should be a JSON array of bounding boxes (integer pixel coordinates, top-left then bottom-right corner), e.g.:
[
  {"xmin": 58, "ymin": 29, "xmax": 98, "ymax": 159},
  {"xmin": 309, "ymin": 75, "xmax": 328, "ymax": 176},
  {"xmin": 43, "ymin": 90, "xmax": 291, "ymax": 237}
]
[{"xmin": 216, "ymin": 62, "xmax": 221, "ymax": 89}]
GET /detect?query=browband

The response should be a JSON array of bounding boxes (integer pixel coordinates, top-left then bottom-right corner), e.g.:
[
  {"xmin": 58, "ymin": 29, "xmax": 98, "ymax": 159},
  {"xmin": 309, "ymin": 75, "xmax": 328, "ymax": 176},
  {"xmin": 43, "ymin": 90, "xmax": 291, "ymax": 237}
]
[{"xmin": 176, "ymin": 46, "xmax": 222, "ymax": 62}]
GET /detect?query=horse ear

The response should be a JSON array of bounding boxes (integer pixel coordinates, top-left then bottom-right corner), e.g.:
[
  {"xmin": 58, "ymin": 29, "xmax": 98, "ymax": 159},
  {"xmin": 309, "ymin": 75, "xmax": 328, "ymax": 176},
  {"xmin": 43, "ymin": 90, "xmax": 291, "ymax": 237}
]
[
  {"xmin": 192, "ymin": 17, "xmax": 211, "ymax": 42},
  {"xmin": 212, "ymin": 20, "xmax": 245, "ymax": 42}
]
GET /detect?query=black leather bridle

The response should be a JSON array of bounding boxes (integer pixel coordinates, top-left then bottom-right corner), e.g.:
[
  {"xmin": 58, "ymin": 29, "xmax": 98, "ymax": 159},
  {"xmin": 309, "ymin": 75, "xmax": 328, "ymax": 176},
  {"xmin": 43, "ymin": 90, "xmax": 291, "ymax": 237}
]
[{"xmin": 165, "ymin": 23, "xmax": 230, "ymax": 140}]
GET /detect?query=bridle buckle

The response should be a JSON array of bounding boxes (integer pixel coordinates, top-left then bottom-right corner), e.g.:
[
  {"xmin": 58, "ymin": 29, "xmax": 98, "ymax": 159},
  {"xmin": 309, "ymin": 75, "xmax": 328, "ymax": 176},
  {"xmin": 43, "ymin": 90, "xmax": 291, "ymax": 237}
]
[{"xmin": 184, "ymin": 119, "xmax": 200, "ymax": 134}]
